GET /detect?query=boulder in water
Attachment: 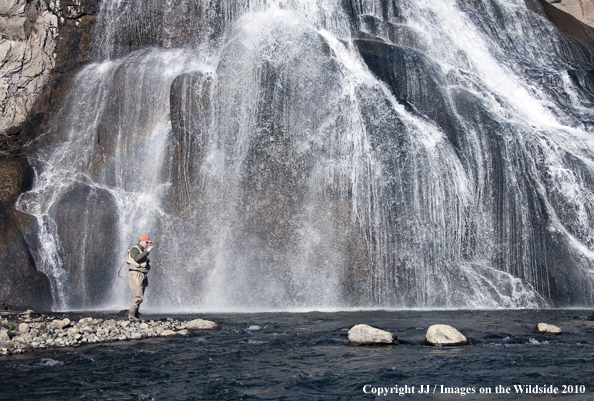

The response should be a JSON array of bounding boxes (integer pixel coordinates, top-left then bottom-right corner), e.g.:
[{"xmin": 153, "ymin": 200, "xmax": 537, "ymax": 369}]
[
  {"xmin": 535, "ymin": 323, "xmax": 562, "ymax": 334},
  {"xmin": 425, "ymin": 324, "xmax": 469, "ymax": 346},
  {"xmin": 348, "ymin": 324, "xmax": 395, "ymax": 345},
  {"xmin": 184, "ymin": 318, "xmax": 218, "ymax": 330}
]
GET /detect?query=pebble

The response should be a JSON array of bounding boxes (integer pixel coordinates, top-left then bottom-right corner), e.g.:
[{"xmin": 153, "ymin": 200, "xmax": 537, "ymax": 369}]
[{"xmin": 0, "ymin": 313, "xmax": 218, "ymax": 356}]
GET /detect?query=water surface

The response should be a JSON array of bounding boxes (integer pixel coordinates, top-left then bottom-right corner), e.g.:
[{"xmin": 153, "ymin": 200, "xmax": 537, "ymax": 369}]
[{"xmin": 2, "ymin": 309, "xmax": 593, "ymax": 400}]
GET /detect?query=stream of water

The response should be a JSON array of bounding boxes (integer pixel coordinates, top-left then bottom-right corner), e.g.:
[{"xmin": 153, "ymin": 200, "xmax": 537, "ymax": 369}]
[{"xmin": 2, "ymin": 309, "xmax": 593, "ymax": 400}]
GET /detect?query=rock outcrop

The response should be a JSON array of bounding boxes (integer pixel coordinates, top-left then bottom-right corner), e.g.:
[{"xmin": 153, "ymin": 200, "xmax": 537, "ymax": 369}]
[
  {"xmin": 546, "ymin": 0, "xmax": 594, "ymax": 27},
  {"xmin": 1, "ymin": 0, "xmax": 100, "ymax": 156},
  {"xmin": 0, "ymin": 156, "xmax": 51, "ymax": 311},
  {"xmin": 0, "ymin": 0, "xmax": 100, "ymax": 311},
  {"xmin": 0, "ymin": 0, "xmax": 58, "ymax": 136}
]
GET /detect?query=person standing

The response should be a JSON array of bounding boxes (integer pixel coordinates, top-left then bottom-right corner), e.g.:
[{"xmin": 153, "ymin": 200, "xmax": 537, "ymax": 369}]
[{"xmin": 127, "ymin": 235, "xmax": 153, "ymax": 321}]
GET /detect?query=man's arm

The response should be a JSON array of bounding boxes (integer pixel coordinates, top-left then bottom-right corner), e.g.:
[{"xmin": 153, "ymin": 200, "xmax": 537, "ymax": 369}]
[{"xmin": 130, "ymin": 246, "xmax": 149, "ymax": 263}]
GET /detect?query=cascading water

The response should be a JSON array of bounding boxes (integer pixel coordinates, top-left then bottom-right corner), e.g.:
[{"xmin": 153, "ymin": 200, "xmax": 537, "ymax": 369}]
[{"xmin": 15, "ymin": 0, "xmax": 594, "ymax": 311}]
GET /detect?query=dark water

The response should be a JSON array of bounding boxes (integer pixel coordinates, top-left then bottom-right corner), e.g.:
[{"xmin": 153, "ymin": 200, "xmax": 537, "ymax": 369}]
[{"xmin": 2, "ymin": 309, "xmax": 594, "ymax": 400}]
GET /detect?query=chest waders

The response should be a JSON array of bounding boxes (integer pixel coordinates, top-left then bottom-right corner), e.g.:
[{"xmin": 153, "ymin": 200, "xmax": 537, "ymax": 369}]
[{"xmin": 126, "ymin": 245, "xmax": 150, "ymax": 274}]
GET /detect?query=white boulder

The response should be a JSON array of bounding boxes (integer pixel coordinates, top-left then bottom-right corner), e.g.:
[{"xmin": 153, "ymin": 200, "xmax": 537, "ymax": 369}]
[
  {"xmin": 425, "ymin": 324, "xmax": 468, "ymax": 346},
  {"xmin": 185, "ymin": 319, "xmax": 218, "ymax": 330},
  {"xmin": 536, "ymin": 323, "xmax": 562, "ymax": 334},
  {"xmin": 348, "ymin": 324, "xmax": 395, "ymax": 345},
  {"xmin": 51, "ymin": 318, "xmax": 71, "ymax": 329},
  {"xmin": 18, "ymin": 322, "xmax": 29, "ymax": 334}
]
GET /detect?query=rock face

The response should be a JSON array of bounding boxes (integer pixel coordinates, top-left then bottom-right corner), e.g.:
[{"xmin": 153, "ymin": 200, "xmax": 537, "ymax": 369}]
[
  {"xmin": 47, "ymin": 182, "xmax": 119, "ymax": 308},
  {"xmin": 0, "ymin": 205, "xmax": 51, "ymax": 311},
  {"xmin": 0, "ymin": 0, "xmax": 58, "ymax": 135},
  {"xmin": 0, "ymin": 156, "xmax": 51, "ymax": 311},
  {"xmin": 0, "ymin": 0, "xmax": 100, "ymax": 157},
  {"xmin": 536, "ymin": 322, "xmax": 562, "ymax": 334},
  {"xmin": 4, "ymin": 0, "xmax": 594, "ymax": 312},
  {"xmin": 0, "ymin": 157, "xmax": 33, "ymax": 204},
  {"xmin": 0, "ymin": 0, "xmax": 100, "ymax": 311},
  {"xmin": 425, "ymin": 324, "xmax": 469, "ymax": 346},
  {"xmin": 546, "ymin": 0, "xmax": 594, "ymax": 27},
  {"xmin": 348, "ymin": 324, "xmax": 395, "ymax": 345}
]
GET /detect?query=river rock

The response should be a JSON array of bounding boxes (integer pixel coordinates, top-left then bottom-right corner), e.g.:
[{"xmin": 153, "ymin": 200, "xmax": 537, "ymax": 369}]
[
  {"xmin": 18, "ymin": 322, "xmax": 29, "ymax": 333},
  {"xmin": 425, "ymin": 324, "xmax": 469, "ymax": 346},
  {"xmin": 184, "ymin": 318, "xmax": 218, "ymax": 330},
  {"xmin": 348, "ymin": 324, "xmax": 395, "ymax": 345},
  {"xmin": 51, "ymin": 318, "xmax": 70, "ymax": 329},
  {"xmin": 535, "ymin": 323, "xmax": 562, "ymax": 334}
]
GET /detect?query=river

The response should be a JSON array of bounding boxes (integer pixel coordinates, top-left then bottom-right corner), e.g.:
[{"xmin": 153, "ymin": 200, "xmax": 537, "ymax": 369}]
[{"xmin": 1, "ymin": 309, "xmax": 593, "ymax": 400}]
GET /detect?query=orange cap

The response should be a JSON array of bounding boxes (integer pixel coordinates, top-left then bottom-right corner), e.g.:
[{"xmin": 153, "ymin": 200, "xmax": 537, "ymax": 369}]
[{"xmin": 139, "ymin": 235, "xmax": 151, "ymax": 243}]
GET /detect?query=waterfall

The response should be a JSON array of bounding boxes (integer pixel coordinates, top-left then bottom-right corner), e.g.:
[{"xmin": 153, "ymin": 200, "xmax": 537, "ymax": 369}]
[{"xmin": 16, "ymin": 0, "xmax": 594, "ymax": 311}]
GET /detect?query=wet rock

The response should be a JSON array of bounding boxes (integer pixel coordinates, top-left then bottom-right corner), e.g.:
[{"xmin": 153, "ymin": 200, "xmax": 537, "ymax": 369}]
[
  {"xmin": 0, "ymin": 157, "xmax": 33, "ymax": 204},
  {"xmin": 425, "ymin": 324, "xmax": 469, "ymax": 346},
  {"xmin": 348, "ymin": 324, "xmax": 395, "ymax": 345},
  {"xmin": 47, "ymin": 183, "xmax": 119, "ymax": 307},
  {"xmin": 535, "ymin": 323, "xmax": 562, "ymax": 334},
  {"xmin": 0, "ymin": 200, "xmax": 52, "ymax": 312},
  {"xmin": 184, "ymin": 318, "xmax": 218, "ymax": 330}
]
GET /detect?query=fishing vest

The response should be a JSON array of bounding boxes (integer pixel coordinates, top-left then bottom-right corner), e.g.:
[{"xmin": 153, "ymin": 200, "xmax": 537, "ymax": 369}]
[{"xmin": 126, "ymin": 245, "xmax": 149, "ymax": 273}]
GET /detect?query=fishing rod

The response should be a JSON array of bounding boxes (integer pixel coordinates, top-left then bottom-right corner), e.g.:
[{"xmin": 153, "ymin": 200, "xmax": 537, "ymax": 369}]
[{"xmin": 117, "ymin": 198, "xmax": 237, "ymax": 277}]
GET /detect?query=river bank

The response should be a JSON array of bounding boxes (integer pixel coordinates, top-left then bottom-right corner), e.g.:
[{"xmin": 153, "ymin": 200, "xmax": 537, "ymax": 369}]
[{"xmin": 0, "ymin": 310, "xmax": 217, "ymax": 356}]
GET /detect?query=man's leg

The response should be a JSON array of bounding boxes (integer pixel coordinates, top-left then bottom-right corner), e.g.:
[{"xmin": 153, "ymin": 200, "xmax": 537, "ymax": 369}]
[{"xmin": 128, "ymin": 271, "xmax": 145, "ymax": 320}]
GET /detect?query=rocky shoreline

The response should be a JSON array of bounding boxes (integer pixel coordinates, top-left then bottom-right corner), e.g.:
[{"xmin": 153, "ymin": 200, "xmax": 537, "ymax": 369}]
[{"xmin": 0, "ymin": 310, "xmax": 218, "ymax": 356}]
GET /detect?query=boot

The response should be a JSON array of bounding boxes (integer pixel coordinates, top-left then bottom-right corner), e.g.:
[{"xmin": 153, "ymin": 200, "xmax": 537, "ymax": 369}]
[
  {"xmin": 135, "ymin": 309, "xmax": 145, "ymax": 323},
  {"xmin": 129, "ymin": 305, "xmax": 139, "ymax": 321}
]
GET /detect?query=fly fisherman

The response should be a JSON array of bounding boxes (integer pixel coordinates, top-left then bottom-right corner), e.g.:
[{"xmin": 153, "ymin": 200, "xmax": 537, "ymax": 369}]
[{"xmin": 127, "ymin": 235, "xmax": 153, "ymax": 321}]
